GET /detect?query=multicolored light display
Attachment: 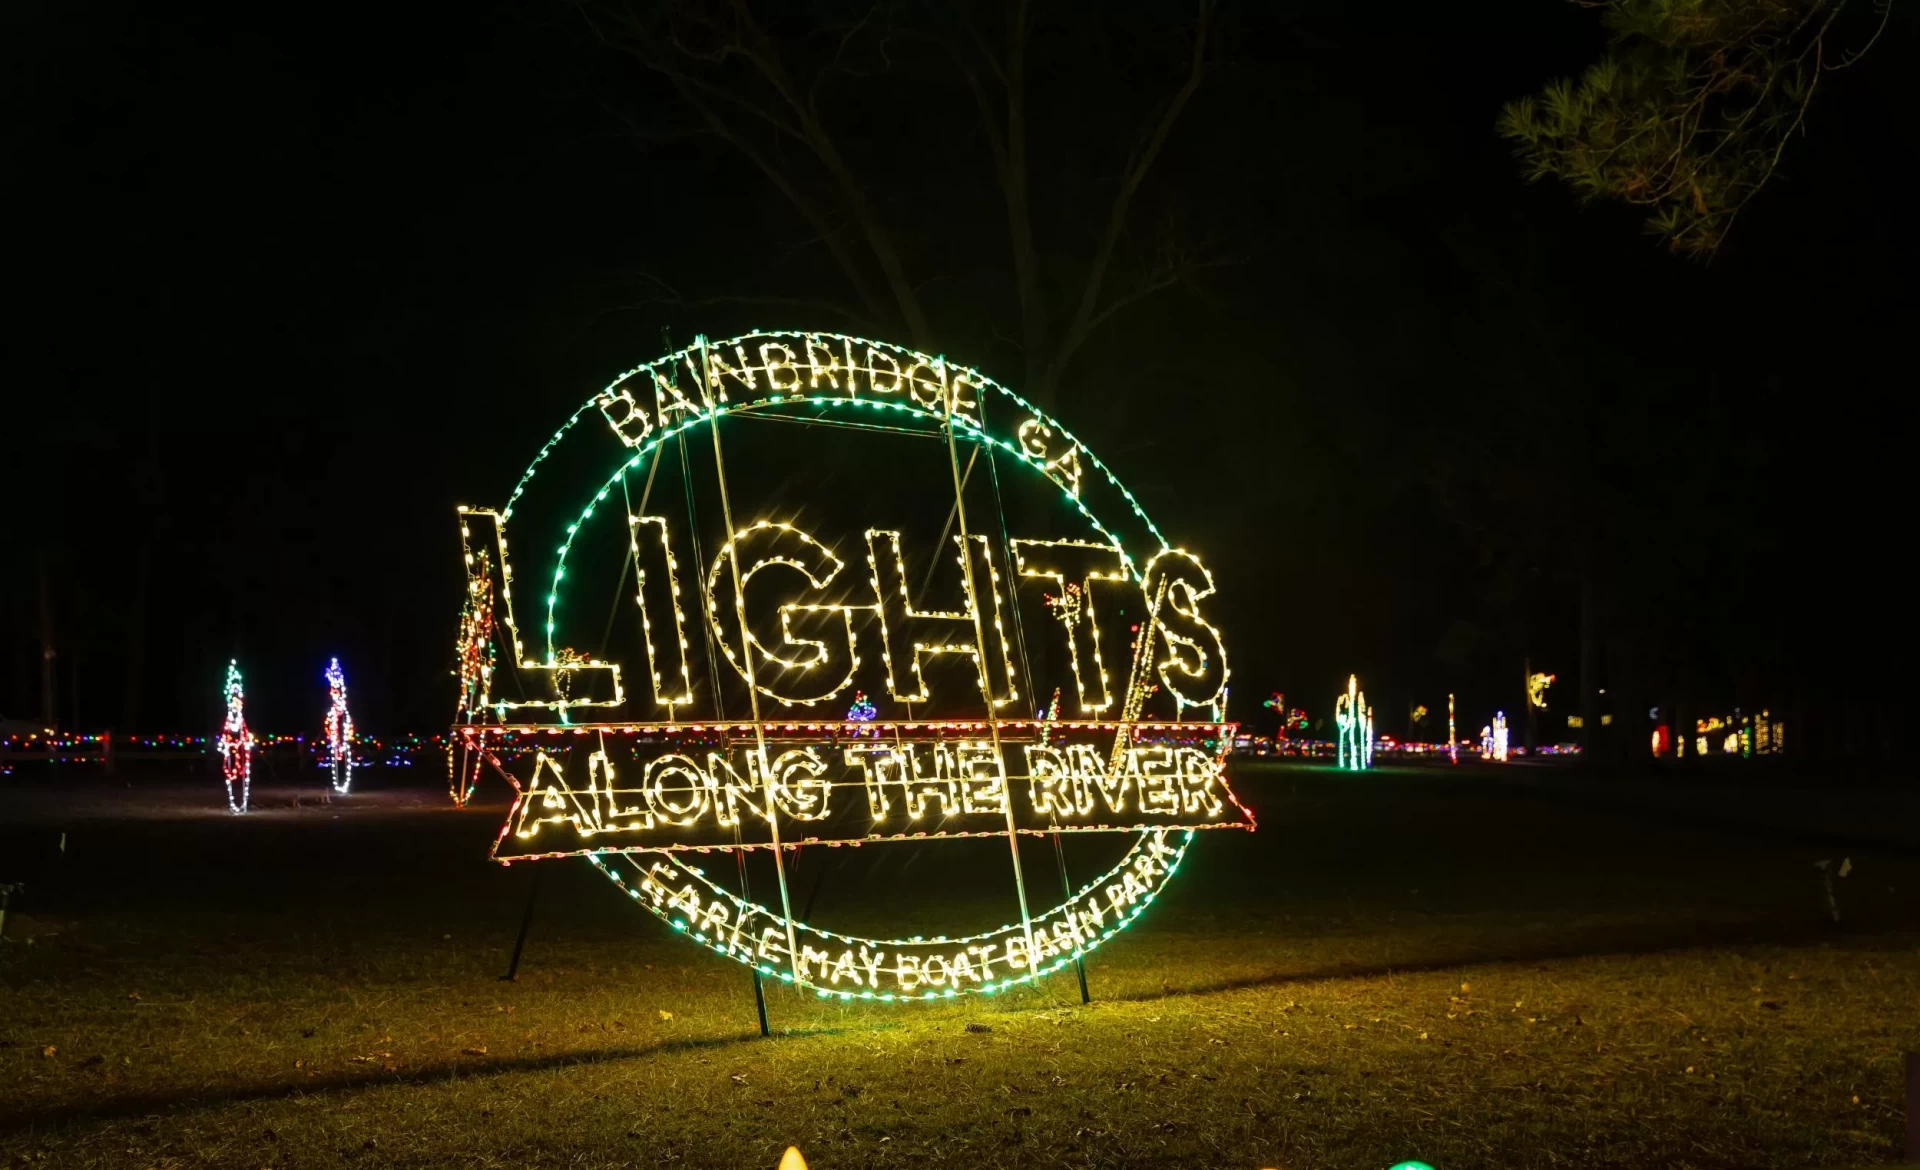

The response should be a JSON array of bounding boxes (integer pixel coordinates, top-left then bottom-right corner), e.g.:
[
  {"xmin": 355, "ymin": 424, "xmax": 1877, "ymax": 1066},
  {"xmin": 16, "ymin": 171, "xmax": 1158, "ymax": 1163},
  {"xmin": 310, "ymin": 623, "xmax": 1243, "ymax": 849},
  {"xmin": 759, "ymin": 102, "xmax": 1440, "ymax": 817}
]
[
  {"xmin": 217, "ymin": 660, "xmax": 251, "ymax": 813},
  {"xmin": 323, "ymin": 658, "xmax": 354, "ymax": 795},
  {"xmin": 846, "ymin": 690, "xmax": 877, "ymax": 723},
  {"xmin": 1696, "ymin": 710, "xmax": 1785, "ymax": 756},
  {"xmin": 1334, "ymin": 674, "xmax": 1372, "ymax": 770},
  {"xmin": 457, "ymin": 330, "xmax": 1247, "ymax": 1001},
  {"xmin": 1484, "ymin": 711, "xmax": 1510, "ymax": 763}
]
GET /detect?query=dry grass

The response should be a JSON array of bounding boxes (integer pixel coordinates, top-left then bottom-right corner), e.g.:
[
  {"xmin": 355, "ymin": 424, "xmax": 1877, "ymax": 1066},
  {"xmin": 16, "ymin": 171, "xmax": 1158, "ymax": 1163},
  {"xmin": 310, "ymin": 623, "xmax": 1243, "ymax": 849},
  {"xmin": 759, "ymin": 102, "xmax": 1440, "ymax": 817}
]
[{"xmin": 2, "ymin": 764, "xmax": 1917, "ymax": 1169}]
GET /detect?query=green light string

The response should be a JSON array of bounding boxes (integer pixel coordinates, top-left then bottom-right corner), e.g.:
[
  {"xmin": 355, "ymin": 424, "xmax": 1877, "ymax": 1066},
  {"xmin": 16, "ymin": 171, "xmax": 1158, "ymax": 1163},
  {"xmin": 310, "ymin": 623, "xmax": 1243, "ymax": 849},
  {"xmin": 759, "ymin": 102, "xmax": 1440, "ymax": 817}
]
[
  {"xmin": 484, "ymin": 330, "xmax": 1226, "ymax": 1004},
  {"xmin": 584, "ymin": 826, "xmax": 1195, "ymax": 1001}
]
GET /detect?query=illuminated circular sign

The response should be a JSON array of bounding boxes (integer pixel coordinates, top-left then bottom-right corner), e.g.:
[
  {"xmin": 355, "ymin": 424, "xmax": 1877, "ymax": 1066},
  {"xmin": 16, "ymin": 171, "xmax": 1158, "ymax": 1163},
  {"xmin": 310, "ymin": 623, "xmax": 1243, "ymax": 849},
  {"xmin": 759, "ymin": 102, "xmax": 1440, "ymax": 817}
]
[{"xmin": 453, "ymin": 331, "xmax": 1252, "ymax": 1001}]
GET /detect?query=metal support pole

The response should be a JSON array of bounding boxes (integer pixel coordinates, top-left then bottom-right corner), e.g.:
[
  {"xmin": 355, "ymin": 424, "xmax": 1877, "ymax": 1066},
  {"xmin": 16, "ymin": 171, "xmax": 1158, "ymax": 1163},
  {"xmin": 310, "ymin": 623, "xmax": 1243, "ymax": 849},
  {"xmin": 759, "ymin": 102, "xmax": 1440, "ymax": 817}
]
[
  {"xmin": 674, "ymin": 424, "xmax": 770, "ymax": 1035},
  {"xmin": 940, "ymin": 358, "xmax": 1038, "ymax": 974},
  {"xmin": 1051, "ymin": 833, "xmax": 1090, "ymax": 1004},
  {"xmin": 500, "ymin": 864, "xmax": 542, "ymax": 981},
  {"xmin": 747, "ymin": 905, "xmax": 772, "ymax": 1037},
  {"xmin": 701, "ymin": 337, "xmax": 804, "ymax": 988}
]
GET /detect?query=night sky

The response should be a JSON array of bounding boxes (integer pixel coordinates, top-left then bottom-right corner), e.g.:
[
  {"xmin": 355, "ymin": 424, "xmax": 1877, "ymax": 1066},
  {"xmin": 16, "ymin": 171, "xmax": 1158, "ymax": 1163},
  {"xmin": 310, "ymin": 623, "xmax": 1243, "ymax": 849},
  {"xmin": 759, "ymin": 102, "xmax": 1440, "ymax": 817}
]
[{"xmin": 8, "ymin": 0, "xmax": 1913, "ymax": 749}]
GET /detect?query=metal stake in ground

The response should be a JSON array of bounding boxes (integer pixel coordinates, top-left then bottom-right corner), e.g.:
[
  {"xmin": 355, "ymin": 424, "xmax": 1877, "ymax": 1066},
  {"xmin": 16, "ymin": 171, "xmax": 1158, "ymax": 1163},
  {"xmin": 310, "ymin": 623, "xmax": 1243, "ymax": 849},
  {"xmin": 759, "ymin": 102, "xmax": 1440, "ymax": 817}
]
[
  {"xmin": 673, "ymin": 420, "xmax": 770, "ymax": 1037},
  {"xmin": 500, "ymin": 864, "xmax": 542, "ymax": 982},
  {"xmin": 0, "ymin": 882, "xmax": 21, "ymax": 944},
  {"xmin": 1051, "ymin": 833, "xmax": 1090, "ymax": 1004},
  {"xmin": 701, "ymin": 335, "xmax": 805, "ymax": 990}
]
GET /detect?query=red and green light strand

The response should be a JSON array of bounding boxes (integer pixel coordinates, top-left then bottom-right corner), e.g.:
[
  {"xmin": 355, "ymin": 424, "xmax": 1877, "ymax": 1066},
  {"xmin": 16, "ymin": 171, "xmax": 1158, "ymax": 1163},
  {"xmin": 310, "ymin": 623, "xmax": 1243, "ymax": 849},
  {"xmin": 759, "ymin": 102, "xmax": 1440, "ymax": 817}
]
[
  {"xmin": 217, "ymin": 660, "xmax": 251, "ymax": 813},
  {"xmin": 324, "ymin": 657, "xmax": 354, "ymax": 795}
]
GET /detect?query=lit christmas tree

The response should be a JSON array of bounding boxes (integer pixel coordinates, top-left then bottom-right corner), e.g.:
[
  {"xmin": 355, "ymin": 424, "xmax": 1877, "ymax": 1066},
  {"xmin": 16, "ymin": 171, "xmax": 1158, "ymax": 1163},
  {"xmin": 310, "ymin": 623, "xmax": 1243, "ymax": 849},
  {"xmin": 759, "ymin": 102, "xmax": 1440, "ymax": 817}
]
[{"xmin": 846, "ymin": 690, "xmax": 877, "ymax": 721}]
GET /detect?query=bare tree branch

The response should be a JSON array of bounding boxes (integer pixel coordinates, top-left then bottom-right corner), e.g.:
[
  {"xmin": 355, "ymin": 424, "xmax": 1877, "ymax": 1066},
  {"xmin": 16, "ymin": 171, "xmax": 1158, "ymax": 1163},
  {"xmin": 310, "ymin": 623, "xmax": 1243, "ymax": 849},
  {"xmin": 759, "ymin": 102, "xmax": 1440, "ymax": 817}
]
[
  {"xmin": 1075, "ymin": 253, "xmax": 1237, "ymax": 342},
  {"xmin": 582, "ymin": 3, "xmax": 897, "ymax": 326},
  {"xmin": 579, "ymin": 0, "xmax": 1228, "ymax": 394},
  {"xmin": 1053, "ymin": 0, "xmax": 1213, "ymax": 383},
  {"xmin": 719, "ymin": 0, "xmax": 933, "ymax": 346},
  {"xmin": 951, "ymin": 1, "xmax": 1048, "ymax": 396},
  {"xmin": 611, "ymin": 278, "xmax": 873, "ymax": 326}
]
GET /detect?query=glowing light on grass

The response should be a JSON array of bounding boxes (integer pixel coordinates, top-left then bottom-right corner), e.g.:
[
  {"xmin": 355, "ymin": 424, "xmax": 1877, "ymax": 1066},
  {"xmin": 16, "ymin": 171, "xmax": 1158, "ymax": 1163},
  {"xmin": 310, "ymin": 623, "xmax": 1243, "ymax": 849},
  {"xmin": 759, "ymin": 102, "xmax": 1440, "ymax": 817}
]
[{"xmin": 459, "ymin": 331, "xmax": 1248, "ymax": 1000}]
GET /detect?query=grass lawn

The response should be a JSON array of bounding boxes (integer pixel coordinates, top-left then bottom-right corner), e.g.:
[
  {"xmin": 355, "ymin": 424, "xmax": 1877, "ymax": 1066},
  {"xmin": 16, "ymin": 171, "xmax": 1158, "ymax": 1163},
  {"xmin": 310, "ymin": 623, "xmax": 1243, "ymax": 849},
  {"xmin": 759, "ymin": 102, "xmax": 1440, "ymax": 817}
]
[{"xmin": 2, "ymin": 762, "xmax": 1917, "ymax": 1169}]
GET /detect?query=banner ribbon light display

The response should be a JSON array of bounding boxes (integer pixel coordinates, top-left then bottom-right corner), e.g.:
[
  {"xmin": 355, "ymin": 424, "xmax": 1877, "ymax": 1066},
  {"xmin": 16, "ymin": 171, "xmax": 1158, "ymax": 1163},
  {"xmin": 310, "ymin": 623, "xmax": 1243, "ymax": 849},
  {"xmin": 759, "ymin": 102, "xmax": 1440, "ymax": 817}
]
[{"xmin": 454, "ymin": 331, "xmax": 1252, "ymax": 1001}]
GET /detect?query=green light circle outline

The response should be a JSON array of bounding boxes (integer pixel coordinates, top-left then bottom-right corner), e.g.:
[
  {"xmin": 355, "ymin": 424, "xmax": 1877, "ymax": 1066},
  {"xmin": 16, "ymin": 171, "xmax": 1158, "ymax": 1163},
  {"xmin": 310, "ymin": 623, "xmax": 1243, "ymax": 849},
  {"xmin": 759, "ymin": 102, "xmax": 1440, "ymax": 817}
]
[{"xmin": 508, "ymin": 332, "xmax": 1210, "ymax": 1001}]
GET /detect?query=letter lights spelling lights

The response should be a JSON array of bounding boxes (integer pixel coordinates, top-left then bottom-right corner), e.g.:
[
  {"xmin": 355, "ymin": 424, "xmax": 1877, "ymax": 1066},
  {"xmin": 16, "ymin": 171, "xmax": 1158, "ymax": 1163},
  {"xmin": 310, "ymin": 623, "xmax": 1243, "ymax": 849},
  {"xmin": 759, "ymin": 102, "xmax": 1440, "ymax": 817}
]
[
  {"xmin": 323, "ymin": 658, "xmax": 354, "ymax": 795},
  {"xmin": 455, "ymin": 331, "xmax": 1251, "ymax": 1002},
  {"xmin": 1335, "ymin": 674, "xmax": 1373, "ymax": 770},
  {"xmin": 217, "ymin": 660, "xmax": 251, "ymax": 813}
]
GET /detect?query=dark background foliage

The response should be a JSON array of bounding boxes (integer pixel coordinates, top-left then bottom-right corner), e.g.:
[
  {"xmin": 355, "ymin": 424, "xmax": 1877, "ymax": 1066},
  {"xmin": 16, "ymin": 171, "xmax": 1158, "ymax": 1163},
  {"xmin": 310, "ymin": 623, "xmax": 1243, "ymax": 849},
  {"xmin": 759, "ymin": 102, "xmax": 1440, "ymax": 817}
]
[{"xmin": 4, "ymin": 0, "xmax": 1911, "ymax": 758}]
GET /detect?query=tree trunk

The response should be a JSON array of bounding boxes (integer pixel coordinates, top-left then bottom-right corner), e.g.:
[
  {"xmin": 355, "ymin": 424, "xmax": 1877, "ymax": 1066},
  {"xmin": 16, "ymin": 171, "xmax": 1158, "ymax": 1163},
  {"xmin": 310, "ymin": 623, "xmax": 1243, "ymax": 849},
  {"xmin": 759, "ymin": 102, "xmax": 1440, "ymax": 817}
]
[
  {"xmin": 123, "ymin": 534, "xmax": 155, "ymax": 732},
  {"xmin": 38, "ymin": 550, "xmax": 56, "ymax": 728},
  {"xmin": 1579, "ymin": 576, "xmax": 1597, "ymax": 764},
  {"xmin": 1523, "ymin": 653, "xmax": 1538, "ymax": 755},
  {"xmin": 1608, "ymin": 632, "xmax": 1639, "ymax": 775}
]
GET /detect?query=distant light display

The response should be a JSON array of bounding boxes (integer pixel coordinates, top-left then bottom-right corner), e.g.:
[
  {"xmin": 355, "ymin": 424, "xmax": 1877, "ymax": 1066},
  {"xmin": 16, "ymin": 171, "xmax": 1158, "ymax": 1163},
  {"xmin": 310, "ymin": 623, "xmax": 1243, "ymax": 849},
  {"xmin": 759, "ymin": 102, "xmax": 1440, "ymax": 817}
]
[
  {"xmin": 216, "ymin": 660, "xmax": 252, "ymax": 813},
  {"xmin": 1335, "ymin": 674, "xmax": 1372, "ymax": 770},
  {"xmin": 1694, "ymin": 710, "xmax": 1783, "ymax": 756},
  {"xmin": 1527, "ymin": 672, "xmax": 1555, "ymax": 708},
  {"xmin": 1447, "ymin": 693, "xmax": 1458, "ymax": 764},
  {"xmin": 323, "ymin": 658, "xmax": 355, "ymax": 795},
  {"xmin": 1486, "ymin": 711, "xmax": 1510, "ymax": 762}
]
